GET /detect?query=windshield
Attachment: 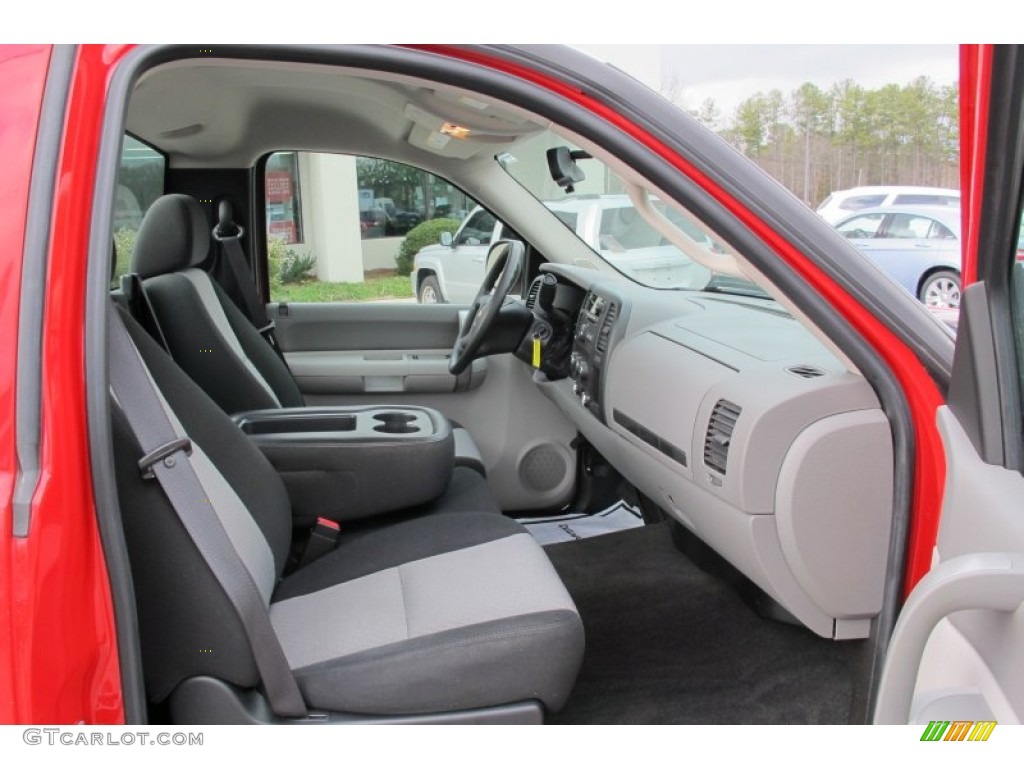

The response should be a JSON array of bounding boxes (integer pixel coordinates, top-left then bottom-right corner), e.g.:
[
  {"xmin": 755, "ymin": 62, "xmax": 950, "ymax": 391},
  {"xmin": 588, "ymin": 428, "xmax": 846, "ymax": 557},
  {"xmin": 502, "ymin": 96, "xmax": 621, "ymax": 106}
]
[{"xmin": 498, "ymin": 131, "xmax": 763, "ymax": 296}]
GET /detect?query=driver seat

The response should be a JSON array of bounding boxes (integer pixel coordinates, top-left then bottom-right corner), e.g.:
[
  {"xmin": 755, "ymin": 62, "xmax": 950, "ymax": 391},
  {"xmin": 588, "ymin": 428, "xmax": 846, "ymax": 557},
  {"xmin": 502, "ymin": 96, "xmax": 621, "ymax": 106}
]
[{"xmin": 128, "ymin": 194, "xmax": 486, "ymax": 477}]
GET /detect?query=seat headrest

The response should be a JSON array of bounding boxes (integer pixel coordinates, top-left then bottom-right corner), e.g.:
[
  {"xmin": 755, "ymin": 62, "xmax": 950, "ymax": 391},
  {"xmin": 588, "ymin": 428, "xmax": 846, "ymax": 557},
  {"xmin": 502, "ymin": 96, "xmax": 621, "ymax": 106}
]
[{"xmin": 131, "ymin": 194, "xmax": 211, "ymax": 279}]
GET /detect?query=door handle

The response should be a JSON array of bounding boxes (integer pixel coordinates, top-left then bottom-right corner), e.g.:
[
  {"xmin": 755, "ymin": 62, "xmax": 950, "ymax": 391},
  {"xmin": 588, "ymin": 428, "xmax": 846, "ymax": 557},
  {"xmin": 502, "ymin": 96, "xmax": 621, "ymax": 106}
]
[{"xmin": 873, "ymin": 551, "xmax": 1024, "ymax": 724}]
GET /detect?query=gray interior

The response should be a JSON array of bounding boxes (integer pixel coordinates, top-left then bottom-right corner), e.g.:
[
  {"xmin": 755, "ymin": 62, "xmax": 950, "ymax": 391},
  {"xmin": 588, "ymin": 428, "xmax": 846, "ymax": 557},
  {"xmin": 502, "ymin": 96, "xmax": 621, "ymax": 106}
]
[
  {"xmin": 110, "ymin": 305, "xmax": 584, "ymax": 720},
  {"xmin": 283, "ymin": 350, "xmax": 487, "ymax": 396},
  {"xmin": 233, "ymin": 406, "xmax": 458, "ymax": 524},
  {"xmin": 106, "ymin": 50, "xmax": 938, "ymax": 722},
  {"xmin": 536, "ymin": 265, "xmax": 895, "ymax": 639},
  {"xmin": 874, "ymin": 407, "xmax": 1024, "ymax": 724},
  {"xmin": 270, "ymin": 300, "xmax": 576, "ymax": 512}
]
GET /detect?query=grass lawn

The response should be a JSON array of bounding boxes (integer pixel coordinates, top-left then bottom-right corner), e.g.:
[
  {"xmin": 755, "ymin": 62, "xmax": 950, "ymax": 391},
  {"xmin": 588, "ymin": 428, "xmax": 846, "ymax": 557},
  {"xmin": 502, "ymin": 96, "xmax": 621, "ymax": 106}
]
[{"xmin": 272, "ymin": 274, "xmax": 413, "ymax": 303}]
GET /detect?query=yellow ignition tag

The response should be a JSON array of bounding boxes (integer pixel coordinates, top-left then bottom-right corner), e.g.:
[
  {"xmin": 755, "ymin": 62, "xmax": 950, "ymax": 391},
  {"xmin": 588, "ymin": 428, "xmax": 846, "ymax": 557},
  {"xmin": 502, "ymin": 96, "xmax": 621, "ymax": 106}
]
[{"xmin": 531, "ymin": 335, "xmax": 542, "ymax": 369}]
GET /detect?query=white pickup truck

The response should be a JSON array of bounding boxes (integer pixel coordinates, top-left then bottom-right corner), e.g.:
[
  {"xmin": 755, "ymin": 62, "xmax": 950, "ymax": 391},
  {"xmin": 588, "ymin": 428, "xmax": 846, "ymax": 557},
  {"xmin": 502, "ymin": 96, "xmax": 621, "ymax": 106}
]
[{"xmin": 412, "ymin": 194, "xmax": 715, "ymax": 303}]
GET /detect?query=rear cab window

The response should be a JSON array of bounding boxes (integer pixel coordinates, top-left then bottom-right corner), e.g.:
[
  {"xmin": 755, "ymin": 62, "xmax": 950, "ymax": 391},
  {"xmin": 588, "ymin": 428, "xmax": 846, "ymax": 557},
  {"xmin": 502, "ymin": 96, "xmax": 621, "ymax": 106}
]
[{"xmin": 113, "ymin": 135, "xmax": 165, "ymax": 282}]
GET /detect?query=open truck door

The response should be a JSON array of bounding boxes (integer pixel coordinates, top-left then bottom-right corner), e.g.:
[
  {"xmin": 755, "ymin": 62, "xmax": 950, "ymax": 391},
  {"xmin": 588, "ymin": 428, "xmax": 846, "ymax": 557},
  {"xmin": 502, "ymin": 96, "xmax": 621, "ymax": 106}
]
[{"xmin": 874, "ymin": 45, "xmax": 1024, "ymax": 727}]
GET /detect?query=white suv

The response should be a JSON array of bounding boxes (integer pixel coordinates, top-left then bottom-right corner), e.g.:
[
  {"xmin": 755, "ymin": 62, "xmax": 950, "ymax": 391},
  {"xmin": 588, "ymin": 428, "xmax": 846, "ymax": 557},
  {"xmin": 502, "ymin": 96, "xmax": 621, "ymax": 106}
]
[
  {"xmin": 816, "ymin": 185, "xmax": 960, "ymax": 224},
  {"xmin": 413, "ymin": 196, "xmax": 713, "ymax": 303}
]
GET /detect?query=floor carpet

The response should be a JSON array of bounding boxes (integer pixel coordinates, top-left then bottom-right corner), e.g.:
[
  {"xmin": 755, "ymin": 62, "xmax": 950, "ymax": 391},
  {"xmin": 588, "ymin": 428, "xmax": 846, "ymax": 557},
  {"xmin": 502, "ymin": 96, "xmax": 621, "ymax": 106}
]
[{"xmin": 544, "ymin": 522, "xmax": 864, "ymax": 724}]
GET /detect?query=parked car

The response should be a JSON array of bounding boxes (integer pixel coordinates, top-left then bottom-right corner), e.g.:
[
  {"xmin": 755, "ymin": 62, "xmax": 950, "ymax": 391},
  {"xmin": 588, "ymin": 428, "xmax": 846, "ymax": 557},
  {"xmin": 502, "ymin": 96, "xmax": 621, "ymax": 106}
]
[
  {"xmin": 394, "ymin": 207, "xmax": 424, "ymax": 232},
  {"xmin": 833, "ymin": 205, "xmax": 963, "ymax": 309},
  {"xmin": 3, "ymin": 44, "xmax": 1024, "ymax": 734},
  {"xmin": 816, "ymin": 185, "xmax": 961, "ymax": 224},
  {"xmin": 413, "ymin": 196, "xmax": 715, "ymax": 303},
  {"xmin": 358, "ymin": 207, "xmax": 387, "ymax": 238}
]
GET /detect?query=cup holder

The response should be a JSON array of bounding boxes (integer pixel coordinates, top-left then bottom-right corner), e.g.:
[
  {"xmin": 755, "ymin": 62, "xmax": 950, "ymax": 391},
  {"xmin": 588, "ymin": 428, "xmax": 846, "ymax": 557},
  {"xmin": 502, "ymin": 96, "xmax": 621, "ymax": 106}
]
[
  {"xmin": 373, "ymin": 412, "xmax": 417, "ymax": 425},
  {"xmin": 373, "ymin": 423, "xmax": 419, "ymax": 434},
  {"xmin": 372, "ymin": 411, "xmax": 420, "ymax": 434}
]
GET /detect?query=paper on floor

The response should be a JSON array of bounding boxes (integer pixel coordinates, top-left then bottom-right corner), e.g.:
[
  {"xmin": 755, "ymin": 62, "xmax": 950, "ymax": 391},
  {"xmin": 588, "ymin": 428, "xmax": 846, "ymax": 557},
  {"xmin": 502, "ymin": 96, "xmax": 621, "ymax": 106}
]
[{"xmin": 519, "ymin": 500, "xmax": 644, "ymax": 546}]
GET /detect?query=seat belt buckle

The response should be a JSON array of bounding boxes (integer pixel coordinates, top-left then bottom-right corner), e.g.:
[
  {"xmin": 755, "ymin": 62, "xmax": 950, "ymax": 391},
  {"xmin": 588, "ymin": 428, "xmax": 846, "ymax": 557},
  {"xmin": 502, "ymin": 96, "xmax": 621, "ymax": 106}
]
[
  {"xmin": 138, "ymin": 437, "xmax": 193, "ymax": 480},
  {"xmin": 298, "ymin": 518, "xmax": 340, "ymax": 567}
]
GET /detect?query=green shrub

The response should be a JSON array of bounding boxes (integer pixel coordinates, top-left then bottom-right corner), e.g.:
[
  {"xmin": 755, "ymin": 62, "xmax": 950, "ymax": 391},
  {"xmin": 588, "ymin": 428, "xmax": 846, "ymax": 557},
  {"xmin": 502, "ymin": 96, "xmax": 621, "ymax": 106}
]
[
  {"xmin": 395, "ymin": 218, "xmax": 459, "ymax": 275},
  {"xmin": 267, "ymin": 237, "xmax": 316, "ymax": 285},
  {"xmin": 267, "ymin": 236, "xmax": 287, "ymax": 289},
  {"xmin": 111, "ymin": 228, "xmax": 136, "ymax": 282},
  {"xmin": 279, "ymin": 252, "xmax": 317, "ymax": 284}
]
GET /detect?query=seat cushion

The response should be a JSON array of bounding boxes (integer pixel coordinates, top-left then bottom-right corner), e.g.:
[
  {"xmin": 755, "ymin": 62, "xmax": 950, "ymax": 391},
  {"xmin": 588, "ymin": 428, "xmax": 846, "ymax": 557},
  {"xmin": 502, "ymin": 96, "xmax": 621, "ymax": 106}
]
[{"xmin": 271, "ymin": 512, "xmax": 584, "ymax": 714}]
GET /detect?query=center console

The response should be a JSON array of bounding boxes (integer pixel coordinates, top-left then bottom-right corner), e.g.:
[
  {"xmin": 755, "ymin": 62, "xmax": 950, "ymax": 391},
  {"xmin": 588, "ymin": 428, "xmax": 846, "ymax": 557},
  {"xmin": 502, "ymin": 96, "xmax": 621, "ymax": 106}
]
[
  {"xmin": 569, "ymin": 290, "xmax": 623, "ymax": 423},
  {"xmin": 233, "ymin": 406, "xmax": 455, "ymax": 525}
]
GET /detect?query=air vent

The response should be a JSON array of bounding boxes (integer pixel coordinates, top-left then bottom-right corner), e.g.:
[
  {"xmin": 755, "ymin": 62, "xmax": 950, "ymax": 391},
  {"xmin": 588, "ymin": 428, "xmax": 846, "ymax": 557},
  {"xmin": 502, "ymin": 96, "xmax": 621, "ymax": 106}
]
[
  {"xmin": 704, "ymin": 399, "xmax": 741, "ymax": 475},
  {"xmin": 788, "ymin": 364, "xmax": 826, "ymax": 379},
  {"xmin": 595, "ymin": 302, "xmax": 619, "ymax": 353},
  {"xmin": 525, "ymin": 278, "xmax": 542, "ymax": 309}
]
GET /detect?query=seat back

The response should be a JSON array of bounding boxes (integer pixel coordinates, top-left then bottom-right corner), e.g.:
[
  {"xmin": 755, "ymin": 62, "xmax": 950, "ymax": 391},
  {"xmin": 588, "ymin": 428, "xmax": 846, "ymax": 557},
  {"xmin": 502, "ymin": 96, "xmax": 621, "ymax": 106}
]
[
  {"xmin": 111, "ymin": 307, "xmax": 295, "ymax": 702},
  {"xmin": 131, "ymin": 194, "xmax": 304, "ymax": 414}
]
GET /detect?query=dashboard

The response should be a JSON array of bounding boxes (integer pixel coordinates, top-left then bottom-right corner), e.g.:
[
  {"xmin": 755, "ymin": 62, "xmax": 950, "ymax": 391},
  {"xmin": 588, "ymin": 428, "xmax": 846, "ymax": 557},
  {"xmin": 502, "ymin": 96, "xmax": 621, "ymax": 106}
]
[{"xmin": 525, "ymin": 264, "xmax": 895, "ymax": 640}]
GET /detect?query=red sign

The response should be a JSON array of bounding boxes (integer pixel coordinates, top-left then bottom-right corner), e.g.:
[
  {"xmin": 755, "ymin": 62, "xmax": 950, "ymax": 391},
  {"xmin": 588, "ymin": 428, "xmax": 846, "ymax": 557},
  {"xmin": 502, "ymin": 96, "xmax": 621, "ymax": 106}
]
[
  {"xmin": 269, "ymin": 220, "xmax": 297, "ymax": 244},
  {"xmin": 266, "ymin": 171, "xmax": 293, "ymax": 203}
]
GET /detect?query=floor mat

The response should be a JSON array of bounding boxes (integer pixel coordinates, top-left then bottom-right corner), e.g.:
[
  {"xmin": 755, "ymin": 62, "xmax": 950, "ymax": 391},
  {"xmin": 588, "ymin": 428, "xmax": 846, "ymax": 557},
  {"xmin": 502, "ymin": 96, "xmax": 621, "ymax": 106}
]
[
  {"xmin": 518, "ymin": 501, "xmax": 644, "ymax": 546},
  {"xmin": 544, "ymin": 522, "xmax": 864, "ymax": 724}
]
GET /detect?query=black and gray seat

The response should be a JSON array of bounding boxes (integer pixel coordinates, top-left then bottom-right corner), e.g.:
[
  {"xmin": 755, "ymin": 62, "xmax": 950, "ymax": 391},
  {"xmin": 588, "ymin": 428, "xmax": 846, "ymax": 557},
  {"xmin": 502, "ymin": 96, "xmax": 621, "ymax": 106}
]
[
  {"xmin": 129, "ymin": 194, "xmax": 485, "ymax": 476},
  {"xmin": 111, "ymin": 306, "xmax": 584, "ymax": 722}
]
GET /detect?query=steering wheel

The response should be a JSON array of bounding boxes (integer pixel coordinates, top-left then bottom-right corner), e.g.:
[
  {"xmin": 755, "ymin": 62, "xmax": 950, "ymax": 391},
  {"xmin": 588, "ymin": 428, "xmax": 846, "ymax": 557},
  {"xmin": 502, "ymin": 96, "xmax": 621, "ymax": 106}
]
[{"xmin": 449, "ymin": 239, "xmax": 525, "ymax": 375}]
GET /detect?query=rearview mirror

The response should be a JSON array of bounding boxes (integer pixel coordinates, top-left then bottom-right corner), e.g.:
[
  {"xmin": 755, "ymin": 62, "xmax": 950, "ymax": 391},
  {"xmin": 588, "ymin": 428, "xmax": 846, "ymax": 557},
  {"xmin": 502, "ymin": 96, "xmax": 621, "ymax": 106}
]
[
  {"xmin": 440, "ymin": 231, "xmax": 453, "ymax": 247},
  {"xmin": 546, "ymin": 146, "xmax": 591, "ymax": 194}
]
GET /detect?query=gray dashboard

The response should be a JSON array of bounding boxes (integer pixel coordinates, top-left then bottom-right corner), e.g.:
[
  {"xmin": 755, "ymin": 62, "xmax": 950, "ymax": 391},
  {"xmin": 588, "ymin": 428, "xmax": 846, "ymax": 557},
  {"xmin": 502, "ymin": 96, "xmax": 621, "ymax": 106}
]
[{"xmin": 535, "ymin": 264, "xmax": 895, "ymax": 640}]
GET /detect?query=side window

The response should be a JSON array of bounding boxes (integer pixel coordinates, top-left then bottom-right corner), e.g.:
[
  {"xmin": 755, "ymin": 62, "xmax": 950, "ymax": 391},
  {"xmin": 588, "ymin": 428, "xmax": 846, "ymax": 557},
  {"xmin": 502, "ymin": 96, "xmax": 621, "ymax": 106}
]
[
  {"xmin": 1010, "ymin": 211, "xmax": 1024, "ymax": 412},
  {"xmin": 263, "ymin": 152, "xmax": 478, "ymax": 303},
  {"xmin": 455, "ymin": 210, "xmax": 497, "ymax": 246},
  {"xmin": 839, "ymin": 194, "xmax": 886, "ymax": 212},
  {"xmin": 928, "ymin": 220, "xmax": 956, "ymax": 240},
  {"xmin": 892, "ymin": 193, "xmax": 960, "ymax": 207},
  {"xmin": 265, "ymin": 152, "xmax": 304, "ymax": 245},
  {"xmin": 836, "ymin": 213, "xmax": 885, "ymax": 239},
  {"xmin": 113, "ymin": 135, "xmax": 165, "ymax": 282},
  {"xmin": 884, "ymin": 213, "xmax": 933, "ymax": 239}
]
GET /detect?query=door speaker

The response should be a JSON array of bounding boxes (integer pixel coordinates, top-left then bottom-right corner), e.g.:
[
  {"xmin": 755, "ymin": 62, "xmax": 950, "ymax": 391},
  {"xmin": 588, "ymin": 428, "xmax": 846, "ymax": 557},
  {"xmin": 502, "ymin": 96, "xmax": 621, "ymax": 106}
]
[{"xmin": 518, "ymin": 444, "xmax": 568, "ymax": 492}]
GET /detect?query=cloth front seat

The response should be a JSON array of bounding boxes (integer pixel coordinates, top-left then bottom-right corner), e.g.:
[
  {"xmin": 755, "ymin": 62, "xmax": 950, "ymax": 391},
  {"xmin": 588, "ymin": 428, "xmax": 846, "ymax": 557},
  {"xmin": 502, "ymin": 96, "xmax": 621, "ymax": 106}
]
[
  {"xmin": 130, "ymin": 194, "xmax": 486, "ymax": 476},
  {"xmin": 111, "ymin": 306, "xmax": 584, "ymax": 717}
]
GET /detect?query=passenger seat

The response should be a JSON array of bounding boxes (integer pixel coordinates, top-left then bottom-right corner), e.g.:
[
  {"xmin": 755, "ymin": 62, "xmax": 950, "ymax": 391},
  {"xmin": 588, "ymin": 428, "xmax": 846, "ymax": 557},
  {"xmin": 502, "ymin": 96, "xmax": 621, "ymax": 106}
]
[{"xmin": 110, "ymin": 304, "xmax": 584, "ymax": 722}]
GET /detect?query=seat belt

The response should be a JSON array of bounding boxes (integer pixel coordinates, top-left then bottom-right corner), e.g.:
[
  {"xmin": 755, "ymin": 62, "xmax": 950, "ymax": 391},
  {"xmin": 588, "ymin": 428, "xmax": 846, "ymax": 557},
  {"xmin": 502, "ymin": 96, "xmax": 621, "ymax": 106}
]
[
  {"xmin": 119, "ymin": 272, "xmax": 170, "ymax": 354},
  {"xmin": 107, "ymin": 303, "xmax": 307, "ymax": 719},
  {"xmin": 211, "ymin": 200, "xmax": 288, "ymax": 363}
]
